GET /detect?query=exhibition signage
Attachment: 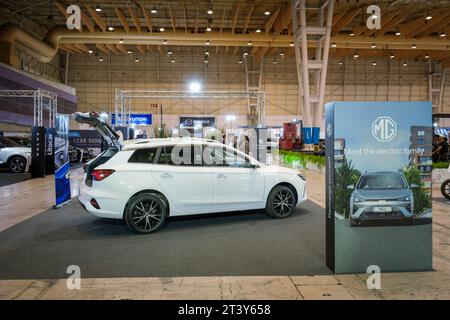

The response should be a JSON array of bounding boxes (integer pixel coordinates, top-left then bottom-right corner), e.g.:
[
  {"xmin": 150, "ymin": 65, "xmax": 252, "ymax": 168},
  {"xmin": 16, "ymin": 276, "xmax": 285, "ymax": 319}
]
[
  {"xmin": 303, "ymin": 127, "xmax": 312, "ymax": 144},
  {"xmin": 69, "ymin": 130, "xmax": 102, "ymax": 156},
  {"xmin": 31, "ymin": 126, "xmax": 46, "ymax": 178},
  {"xmin": 325, "ymin": 101, "xmax": 432, "ymax": 273},
  {"xmin": 180, "ymin": 116, "xmax": 216, "ymax": 127},
  {"xmin": 45, "ymin": 128, "xmax": 55, "ymax": 175},
  {"xmin": 111, "ymin": 113, "xmax": 152, "ymax": 125},
  {"xmin": 54, "ymin": 114, "xmax": 71, "ymax": 207}
]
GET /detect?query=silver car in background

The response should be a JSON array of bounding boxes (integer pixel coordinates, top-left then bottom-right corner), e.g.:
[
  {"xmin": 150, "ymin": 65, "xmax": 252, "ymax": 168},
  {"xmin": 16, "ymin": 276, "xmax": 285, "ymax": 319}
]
[{"xmin": 348, "ymin": 171, "xmax": 417, "ymax": 226}]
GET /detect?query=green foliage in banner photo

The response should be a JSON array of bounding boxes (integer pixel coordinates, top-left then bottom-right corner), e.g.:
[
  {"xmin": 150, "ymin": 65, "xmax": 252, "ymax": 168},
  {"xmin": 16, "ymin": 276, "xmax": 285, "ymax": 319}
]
[
  {"xmin": 432, "ymin": 161, "xmax": 450, "ymax": 169},
  {"xmin": 402, "ymin": 166, "xmax": 432, "ymax": 216},
  {"xmin": 335, "ymin": 159, "xmax": 361, "ymax": 219}
]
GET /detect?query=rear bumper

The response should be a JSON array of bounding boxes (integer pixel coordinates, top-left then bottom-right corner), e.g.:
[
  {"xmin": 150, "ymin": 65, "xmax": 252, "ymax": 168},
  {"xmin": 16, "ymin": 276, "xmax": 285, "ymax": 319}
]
[{"xmin": 78, "ymin": 182, "xmax": 125, "ymax": 219}]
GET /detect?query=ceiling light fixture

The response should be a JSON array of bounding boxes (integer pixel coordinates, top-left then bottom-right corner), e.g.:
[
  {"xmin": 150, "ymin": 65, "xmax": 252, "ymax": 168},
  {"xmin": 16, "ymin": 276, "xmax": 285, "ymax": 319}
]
[
  {"xmin": 338, "ymin": 60, "xmax": 343, "ymax": 65},
  {"xmin": 403, "ymin": 62, "xmax": 408, "ymax": 66},
  {"xmin": 171, "ymin": 58, "xmax": 175, "ymax": 63},
  {"xmin": 238, "ymin": 59, "xmax": 243, "ymax": 64},
  {"xmin": 264, "ymin": 9, "xmax": 270, "ymax": 15},
  {"xmin": 163, "ymin": 39, "xmax": 168, "ymax": 44},
  {"xmin": 88, "ymin": 50, "xmax": 93, "ymax": 54},
  {"xmin": 372, "ymin": 61, "xmax": 377, "ymax": 66},
  {"xmin": 95, "ymin": 6, "xmax": 101, "ymax": 12},
  {"xmin": 99, "ymin": 57, "xmax": 103, "ymax": 62},
  {"xmin": 127, "ymin": 50, "xmax": 132, "ymax": 54},
  {"xmin": 205, "ymin": 50, "xmax": 209, "ymax": 55},
  {"xmin": 395, "ymin": 30, "xmax": 401, "ymax": 36},
  {"xmin": 159, "ymin": 26, "xmax": 165, "ymax": 32},
  {"xmin": 108, "ymin": 26, "xmax": 114, "ymax": 31},
  {"xmin": 425, "ymin": 54, "xmax": 430, "ymax": 59},
  {"xmin": 206, "ymin": 26, "xmax": 212, "ymax": 32},
  {"xmin": 353, "ymin": 52, "xmax": 359, "ymax": 59},
  {"xmin": 349, "ymin": 32, "xmax": 355, "ymax": 36},
  {"xmin": 207, "ymin": 8, "xmax": 213, "ymax": 15},
  {"xmin": 151, "ymin": 7, "xmax": 157, "ymax": 14},
  {"xmin": 426, "ymin": 13, "xmax": 432, "ymax": 20},
  {"xmin": 243, "ymin": 52, "xmax": 248, "ymax": 56},
  {"xmin": 168, "ymin": 50, "xmax": 172, "ymax": 55},
  {"xmin": 411, "ymin": 43, "xmax": 417, "ymax": 49},
  {"xmin": 390, "ymin": 53, "xmax": 395, "ymax": 59},
  {"xmin": 272, "ymin": 58, "xmax": 277, "ymax": 64},
  {"xmin": 290, "ymin": 42, "xmax": 294, "ymax": 47},
  {"xmin": 332, "ymin": 42, "xmax": 336, "ymax": 48},
  {"xmin": 280, "ymin": 52, "xmax": 285, "ymax": 56},
  {"xmin": 440, "ymin": 32, "xmax": 446, "ymax": 37},
  {"xmin": 248, "ymin": 41, "xmax": 252, "ymax": 46},
  {"xmin": 134, "ymin": 58, "xmax": 139, "ymax": 62},
  {"xmin": 371, "ymin": 43, "xmax": 376, "ymax": 48},
  {"xmin": 205, "ymin": 40, "xmax": 210, "ymax": 45},
  {"xmin": 256, "ymin": 28, "xmax": 261, "ymax": 33},
  {"xmin": 119, "ymin": 39, "xmax": 124, "ymax": 44}
]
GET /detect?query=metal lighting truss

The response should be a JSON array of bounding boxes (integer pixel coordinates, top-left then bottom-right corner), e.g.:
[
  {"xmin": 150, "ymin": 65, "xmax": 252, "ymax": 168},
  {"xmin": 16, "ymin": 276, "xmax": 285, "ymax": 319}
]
[
  {"xmin": 244, "ymin": 56, "xmax": 264, "ymax": 127},
  {"xmin": 115, "ymin": 89, "xmax": 266, "ymax": 127},
  {"xmin": 428, "ymin": 60, "xmax": 446, "ymax": 114},
  {"xmin": 291, "ymin": 0, "xmax": 334, "ymax": 129},
  {"xmin": 0, "ymin": 88, "xmax": 57, "ymax": 127}
]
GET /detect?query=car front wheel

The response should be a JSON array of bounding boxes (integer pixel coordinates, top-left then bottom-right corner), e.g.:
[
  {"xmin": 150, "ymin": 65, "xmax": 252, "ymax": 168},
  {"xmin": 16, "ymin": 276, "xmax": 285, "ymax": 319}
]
[
  {"xmin": 8, "ymin": 156, "xmax": 26, "ymax": 173},
  {"xmin": 441, "ymin": 179, "xmax": 450, "ymax": 200},
  {"xmin": 125, "ymin": 193, "xmax": 167, "ymax": 234},
  {"xmin": 265, "ymin": 185, "xmax": 296, "ymax": 218}
]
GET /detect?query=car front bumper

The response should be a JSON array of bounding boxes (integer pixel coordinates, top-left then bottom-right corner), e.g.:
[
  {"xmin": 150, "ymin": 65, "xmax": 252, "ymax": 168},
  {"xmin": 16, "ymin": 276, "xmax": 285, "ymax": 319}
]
[{"xmin": 350, "ymin": 200, "xmax": 413, "ymax": 220}]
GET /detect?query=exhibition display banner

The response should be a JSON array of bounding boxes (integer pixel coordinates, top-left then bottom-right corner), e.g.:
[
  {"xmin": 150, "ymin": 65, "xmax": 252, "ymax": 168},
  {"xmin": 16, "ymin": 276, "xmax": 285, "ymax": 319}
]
[
  {"xmin": 54, "ymin": 114, "xmax": 71, "ymax": 207},
  {"xmin": 325, "ymin": 101, "xmax": 432, "ymax": 273}
]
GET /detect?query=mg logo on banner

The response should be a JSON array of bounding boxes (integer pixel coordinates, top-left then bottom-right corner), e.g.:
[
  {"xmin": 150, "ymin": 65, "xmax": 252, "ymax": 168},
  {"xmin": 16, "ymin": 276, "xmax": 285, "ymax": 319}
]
[{"xmin": 372, "ymin": 116, "xmax": 397, "ymax": 142}]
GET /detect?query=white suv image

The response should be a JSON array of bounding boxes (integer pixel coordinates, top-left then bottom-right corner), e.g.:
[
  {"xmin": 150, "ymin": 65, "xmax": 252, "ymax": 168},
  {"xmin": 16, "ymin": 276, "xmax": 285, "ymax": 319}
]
[
  {"xmin": 75, "ymin": 111, "xmax": 307, "ymax": 233},
  {"xmin": 348, "ymin": 171, "xmax": 416, "ymax": 226},
  {"xmin": 0, "ymin": 136, "xmax": 31, "ymax": 173}
]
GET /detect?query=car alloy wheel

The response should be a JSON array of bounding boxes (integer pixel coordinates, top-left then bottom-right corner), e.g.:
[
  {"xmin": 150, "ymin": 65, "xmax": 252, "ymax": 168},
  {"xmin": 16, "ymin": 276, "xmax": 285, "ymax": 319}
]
[
  {"xmin": 265, "ymin": 185, "xmax": 296, "ymax": 218},
  {"xmin": 9, "ymin": 156, "xmax": 25, "ymax": 173},
  {"xmin": 442, "ymin": 179, "xmax": 450, "ymax": 200},
  {"xmin": 272, "ymin": 190, "xmax": 295, "ymax": 216},
  {"xmin": 125, "ymin": 193, "xmax": 167, "ymax": 233}
]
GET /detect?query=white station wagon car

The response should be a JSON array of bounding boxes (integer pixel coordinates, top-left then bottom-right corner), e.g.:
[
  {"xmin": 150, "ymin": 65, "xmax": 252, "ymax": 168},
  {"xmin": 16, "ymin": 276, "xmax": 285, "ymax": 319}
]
[
  {"xmin": 75, "ymin": 111, "xmax": 307, "ymax": 233},
  {"xmin": 0, "ymin": 136, "xmax": 31, "ymax": 173}
]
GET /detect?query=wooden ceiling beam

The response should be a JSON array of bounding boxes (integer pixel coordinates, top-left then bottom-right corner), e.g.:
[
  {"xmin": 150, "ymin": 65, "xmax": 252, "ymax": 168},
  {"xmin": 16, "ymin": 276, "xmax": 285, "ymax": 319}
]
[
  {"xmin": 168, "ymin": 5, "xmax": 176, "ymax": 33},
  {"xmin": 114, "ymin": 6, "xmax": 130, "ymax": 33},
  {"xmin": 84, "ymin": 2, "xmax": 106, "ymax": 32},
  {"xmin": 398, "ymin": 8, "xmax": 443, "ymax": 36},
  {"xmin": 231, "ymin": 3, "xmax": 241, "ymax": 35},
  {"xmin": 232, "ymin": 46, "xmax": 239, "ymax": 56},
  {"xmin": 116, "ymin": 44, "xmax": 128, "ymax": 54},
  {"xmin": 128, "ymin": 4, "xmax": 142, "ymax": 34},
  {"xmin": 273, "ymin": 4, "xmax": 291, "ymax": 35},
  {"xmin": 405, "ymin": 12, "xmax": 449, "ymax": 38},
  {"xmin": 157, "ymin": 45, "xmax": 164, "ymax": 56},
  {"xmin": 332, "ymin": 7, "xmax": 361, "ymax": 34},
  {"xmin": 105, "ymin": 44, "xmax": 120, "ymax": 54},
  {"xmin": 415, "ymin": 15, "xmax": 450, "ymax": 38},
  {"xmin": 136, "ymin": 45, "xmax": 146, "ymax": 54},
  {"xmin": 255, "ymin": 47, "xmax": 269, "ymax": 64},
  {"xmin": 74, "ymin": 43, "xmax": 90, "ymax": 53},
  {"xmin": 374, "ymin": 12, "xmax": 410, "ymax": 36},
  {"xmin": 243, "ymin": 5, "xmax": 255, "ymax": 34},
  {"xmin": 265, "ymin": 6, "xmax": 281, "ymax": 35},
  {"xmin": 95, "ymin": 44, "xmax": 110, "ymax": 54},
  {"xmin": 182, "ymin": 1, "xmax": 188, "ymax": 34},
  {"xmin": 135, "ymin": 1, "xmax": 153, "ymax": 33},
  {"xmin": 219, "ymin": 7, "xmax": 226, "ymax": 35}
]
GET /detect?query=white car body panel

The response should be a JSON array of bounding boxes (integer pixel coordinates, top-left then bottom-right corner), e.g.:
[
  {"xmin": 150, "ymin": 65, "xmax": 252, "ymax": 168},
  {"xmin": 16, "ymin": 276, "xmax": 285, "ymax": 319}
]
[
  {"xmin": 78, "ymin": 139, "xmax": 307, "ymax": 219},
  {"xmin": 0, "ymin": 146, "xmax": 31, "ymax": 172}
]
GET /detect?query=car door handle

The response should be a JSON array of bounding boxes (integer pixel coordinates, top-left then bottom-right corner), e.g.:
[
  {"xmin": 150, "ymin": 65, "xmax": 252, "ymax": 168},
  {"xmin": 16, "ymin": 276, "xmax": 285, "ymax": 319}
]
[
  {"xmin": 217, "ymin": 173, "xmax": 227, "ymax": 179},
  {"xmin": 161, "ymin": 172, "xmax": 173, "ymax": 178}
]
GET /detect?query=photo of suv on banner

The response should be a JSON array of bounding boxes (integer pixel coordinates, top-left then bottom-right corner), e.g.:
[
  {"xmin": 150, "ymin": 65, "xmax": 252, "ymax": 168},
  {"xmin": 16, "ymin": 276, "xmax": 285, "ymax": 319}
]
[
  {"xmin": 74, "ymin": 111, "xmax": 307, "ymax": 234},
  {"xmin": 348, "ymin": 172, "xmax": 416, "ymax": 226}
]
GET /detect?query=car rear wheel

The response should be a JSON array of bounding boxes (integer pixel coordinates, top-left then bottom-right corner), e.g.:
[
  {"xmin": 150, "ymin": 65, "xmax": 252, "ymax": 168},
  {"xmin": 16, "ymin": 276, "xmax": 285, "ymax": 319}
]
[
  {"xmin": 265, "ymin": 185, "xmax": 296, "ymax": 218},
  {"xmin": 125, "ymin": 193, "xmax": 167, "ymax": 234},
  {"xmin": 8, "ymin": 156, "xmax": 26, "ymax": 173},
  {"xmin": 441, "ymin": 179, "xmax": 450, "ymax": 200}
]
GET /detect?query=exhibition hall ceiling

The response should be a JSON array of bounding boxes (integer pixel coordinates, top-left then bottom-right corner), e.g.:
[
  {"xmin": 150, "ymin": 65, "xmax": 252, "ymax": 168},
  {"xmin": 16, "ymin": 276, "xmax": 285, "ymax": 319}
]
[{"xmin": 0, "ymin": 0, "xmax": 450, "ymax": 63}]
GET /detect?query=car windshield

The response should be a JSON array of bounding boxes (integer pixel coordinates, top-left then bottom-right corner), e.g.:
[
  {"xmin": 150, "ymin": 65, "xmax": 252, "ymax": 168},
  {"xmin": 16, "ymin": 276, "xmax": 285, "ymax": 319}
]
[
  {"xmin": 357, "ymin": 174, "xmax": 407, "ymax": 190},
  {"xmin": 0, "ymin": 137, "xmax": 20, "ymax": 147}
]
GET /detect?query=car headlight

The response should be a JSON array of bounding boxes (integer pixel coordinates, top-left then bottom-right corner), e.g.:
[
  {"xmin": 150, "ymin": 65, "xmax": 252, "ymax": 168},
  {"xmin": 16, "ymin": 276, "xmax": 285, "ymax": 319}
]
[
  {"xmin": 398, "ymin": 196, "xmax": 411, "ymax": 201},
  {"xmin": 352, "ymin": 196, "xmax": 364, "ymax": 203},
  {"xmin": 297, "ymin": 173, "xmax": 306, "ymax": 181}
]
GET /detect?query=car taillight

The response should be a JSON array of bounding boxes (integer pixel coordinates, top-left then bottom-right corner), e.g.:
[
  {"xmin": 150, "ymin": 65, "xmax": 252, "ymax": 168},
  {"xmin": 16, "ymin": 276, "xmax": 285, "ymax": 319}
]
[{"xmin": 92, "ymin": 169, "xmax": 115, "ymax": 181}]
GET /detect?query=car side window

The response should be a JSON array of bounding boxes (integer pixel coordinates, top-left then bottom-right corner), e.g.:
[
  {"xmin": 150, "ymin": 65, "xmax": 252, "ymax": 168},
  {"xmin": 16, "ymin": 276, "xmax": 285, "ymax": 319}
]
[
  {"xmin": 204, "ymin": 145, "xmax": 250, "ymax": 168},
  {"xmin": 128, "ymin": 147, "xmax": 160, "ymax": 164},
  {"xmin": 158, "ymin": 146, "xmax": 174, "ymax": 165},
  {"xmin": 166, "ymin": 144, "xmax": 203, "ymax": 166}
]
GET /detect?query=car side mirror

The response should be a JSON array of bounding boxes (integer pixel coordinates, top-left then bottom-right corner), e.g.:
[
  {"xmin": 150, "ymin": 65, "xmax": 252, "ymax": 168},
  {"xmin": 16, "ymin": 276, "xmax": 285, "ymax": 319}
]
[
  {"xmin": 347, "ymin": 185, "xmax": 355, "ymax": 190},
  {"xmin": 410, "ymin": 184, "xmax": 419, "ymax": 189}
]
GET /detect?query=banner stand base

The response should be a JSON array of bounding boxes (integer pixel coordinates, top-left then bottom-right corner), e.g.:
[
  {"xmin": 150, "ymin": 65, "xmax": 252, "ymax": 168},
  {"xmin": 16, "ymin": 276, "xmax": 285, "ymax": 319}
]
[{"xmin": 53, "ymin": 199, "xmax": 72, "ymax": 209}]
